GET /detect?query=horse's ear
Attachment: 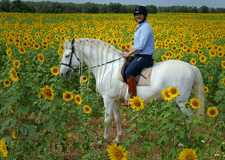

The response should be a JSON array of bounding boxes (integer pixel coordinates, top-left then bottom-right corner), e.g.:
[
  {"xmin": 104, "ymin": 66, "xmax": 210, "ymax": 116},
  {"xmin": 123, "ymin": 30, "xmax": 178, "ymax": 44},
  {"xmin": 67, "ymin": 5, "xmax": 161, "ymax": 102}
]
[
  {"xmin": 71, "ymin": 38, "xmax": 75, "ymax": 45},
  {"xmin": 64, "ymin": 37, "xmax": 69, "ymax": 42}
]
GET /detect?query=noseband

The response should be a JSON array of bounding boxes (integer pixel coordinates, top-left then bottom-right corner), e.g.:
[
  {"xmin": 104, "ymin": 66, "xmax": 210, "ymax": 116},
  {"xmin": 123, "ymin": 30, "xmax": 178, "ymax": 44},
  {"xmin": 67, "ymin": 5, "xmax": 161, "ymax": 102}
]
[{"xmin": 60, "ymin": 45, "xmax": 80, "ymax": 72}]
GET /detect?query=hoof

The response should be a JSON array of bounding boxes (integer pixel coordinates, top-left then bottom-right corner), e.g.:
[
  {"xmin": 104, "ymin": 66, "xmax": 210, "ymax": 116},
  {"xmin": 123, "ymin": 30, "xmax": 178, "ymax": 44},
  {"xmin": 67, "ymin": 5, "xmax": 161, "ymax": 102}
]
[
  {"xmin": 113, "ymin": 138, "xmax": 120, "ymax": 143},
  {"xmin": 178, "ymin": 143, "xmax": 184, "ymax": 148}
]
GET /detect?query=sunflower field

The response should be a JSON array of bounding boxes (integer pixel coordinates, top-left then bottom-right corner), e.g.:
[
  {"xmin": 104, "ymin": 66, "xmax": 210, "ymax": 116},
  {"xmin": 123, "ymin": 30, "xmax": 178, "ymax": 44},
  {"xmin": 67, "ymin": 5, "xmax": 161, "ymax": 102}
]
[{"xmin": 0, "ymin": 12, "xmax": 225, "ymax": 159}]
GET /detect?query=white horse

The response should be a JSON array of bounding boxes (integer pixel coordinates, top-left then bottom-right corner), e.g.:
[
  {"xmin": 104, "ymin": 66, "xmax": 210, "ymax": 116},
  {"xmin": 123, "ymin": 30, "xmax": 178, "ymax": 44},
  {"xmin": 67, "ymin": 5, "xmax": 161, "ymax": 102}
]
[{"xmin": 60, "ymin": 38, "xmax": 205, "ymax": 143}]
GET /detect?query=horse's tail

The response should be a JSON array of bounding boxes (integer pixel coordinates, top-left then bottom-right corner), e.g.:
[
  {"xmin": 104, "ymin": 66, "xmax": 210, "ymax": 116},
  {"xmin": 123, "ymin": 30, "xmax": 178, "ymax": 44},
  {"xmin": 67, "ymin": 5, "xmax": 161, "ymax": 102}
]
[{"xmin": 192, "ymin": 65, "xmax": 205, "ymax": 117}]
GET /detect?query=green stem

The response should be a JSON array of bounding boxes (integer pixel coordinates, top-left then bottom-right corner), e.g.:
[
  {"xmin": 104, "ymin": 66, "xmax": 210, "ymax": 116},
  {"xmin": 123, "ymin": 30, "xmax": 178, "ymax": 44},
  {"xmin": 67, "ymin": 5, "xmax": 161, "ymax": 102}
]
[
  {"xmin": 134, "ymin": 121, "xmax": 139, "ymax": 160},
  {"xmin": 12, "ymin": 113, "xmax": 22, "ymax": 158},
  {"xmin": 154, "ymin": 104, "xmax": 157, "ymax": 159}
]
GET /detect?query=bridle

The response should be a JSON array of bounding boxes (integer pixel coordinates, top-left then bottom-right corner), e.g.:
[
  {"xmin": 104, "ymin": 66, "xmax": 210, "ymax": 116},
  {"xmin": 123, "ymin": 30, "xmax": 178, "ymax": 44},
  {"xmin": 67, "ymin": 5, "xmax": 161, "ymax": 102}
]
[
  {"xmin": 61, "ymin": 45, "xmax": 124, "ymax": 72},
  {"xmin": 60, "ymin": 45, "xmax": 80, "ymax": 72}
]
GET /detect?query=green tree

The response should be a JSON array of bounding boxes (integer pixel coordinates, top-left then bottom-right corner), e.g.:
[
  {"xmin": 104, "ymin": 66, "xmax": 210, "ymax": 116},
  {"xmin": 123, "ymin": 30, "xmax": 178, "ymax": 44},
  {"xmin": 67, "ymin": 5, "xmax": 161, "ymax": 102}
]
[
  {"xmin": 0, "ymin": 0, "xmax": 11, "ymax": 12},
  {"xmin": 199, "ymin": 5, "xmax": 209, "ymax": 13},
  {"xmin": 108, "ymin": 3, "xmax": 122, "ymax": 13},
  {"xmin": 146, "ymin": 5, "xmax": 157, "ymax": 14},
  {"xmin": 11, "ymin": 0, "xmax": 35, "ymax": 12}
]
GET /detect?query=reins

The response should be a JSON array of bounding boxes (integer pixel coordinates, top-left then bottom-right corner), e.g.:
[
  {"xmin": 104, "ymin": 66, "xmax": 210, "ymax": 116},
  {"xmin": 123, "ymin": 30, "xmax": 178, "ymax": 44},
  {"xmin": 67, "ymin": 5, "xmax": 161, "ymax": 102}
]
[
  {"xmin": 90, "ymin": 57, "xmax": 123, "ymax": 69},
  {"xmin": 61, "ymin": 44, "xmax": 124, "ymax": 72}
]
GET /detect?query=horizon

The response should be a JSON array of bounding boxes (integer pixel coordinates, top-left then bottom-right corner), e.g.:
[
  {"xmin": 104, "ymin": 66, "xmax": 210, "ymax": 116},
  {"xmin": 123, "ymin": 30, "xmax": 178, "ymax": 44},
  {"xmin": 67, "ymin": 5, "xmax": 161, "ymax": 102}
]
[{"xmin": 10, "ymin": 0, "xmax": 225, "ymax": 9}]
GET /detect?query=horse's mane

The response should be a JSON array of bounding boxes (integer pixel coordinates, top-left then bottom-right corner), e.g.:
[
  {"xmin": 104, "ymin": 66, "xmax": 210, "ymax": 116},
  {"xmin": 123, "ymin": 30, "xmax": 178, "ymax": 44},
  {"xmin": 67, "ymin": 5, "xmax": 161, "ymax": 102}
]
[
  {"xmin": 75, "ymin": 38, "xmax": 122, "ymax": 55},
  {"xmin": 70, "ymin": 38, "xmax": 123, "ymax": 89}
]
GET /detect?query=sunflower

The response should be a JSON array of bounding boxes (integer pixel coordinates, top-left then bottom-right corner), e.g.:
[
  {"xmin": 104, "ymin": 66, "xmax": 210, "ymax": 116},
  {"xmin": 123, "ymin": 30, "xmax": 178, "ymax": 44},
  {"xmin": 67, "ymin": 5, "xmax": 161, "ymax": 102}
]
[
  {"xmin": 189, "ymin": 98, "xmax": 201, "ymax": 110},
  {"xmin": 106, "ymin": 38, "xmax": 112, "ymax": 44},
  {"xmin": 50, "ymin": 66, "xmax": 59, "ymax": 76},
  {"xmin": 221, "ymin": 61, "xmax": 225, "ymax": 69},
  {"xmin": 37, "ymin": 53, "xmax": 44, "ymax": 63},
  {"xmin": 186, "ymin": 48, "xmax": 191, "ymax": 54},
  {"xmin": 176, "ymin": 54, "xmax": 181, "ymax": 60},
  {"xmin": 9, "ymin": 68, "xmax": 20, "ymax": 82},
  {"xmin": 41, "ymin": 85, "xmax": 54, "ymax": 101},
  {"xmin": 178, "ymin": 148, "xmax": 198, "ymax": 160},
  {"xmin": 208, "ymin": 77, "xmax": 213, "ymax": 81},
  {"xmin": 199, "ymin": 55, "xmax": 207, "ymax": 62},
  {"xmin": 107, "ymin": 142, "xmax": 129, "ymax": 160},
  {"xmin": 82, "ymin": 76, "xmax": 88, "ymax": 83},
  {"xmin": 74, "ymin": 95, "xmax": 82, "ymax": 105},
  {"xmin": 34, "ymin": 43, "xmax": 40, "ymax": 50},
  {"xmin": 207, "ymin": 106, "xmax": 219, "ymax": 118},
  {"xmin": 3, "ymin": 79, "xmax": 11, "ymax": 87},
  {"xmin": 6, "ymin": 49, "xmax": 12, "ymax": 56},
  {"xmin": 12, "ymin": 131, "xmax": 16, "ymax": 139},
  {"xmin": 190, "ymin": 58, "xmax": 196, "ymax": 65},
  {"xmin": 83, "ymin": 105, "xmax": 92, "ymax": 114},
  {"xmin": 112, "ymin": 38, "xmax": 117, "ymax": 45},
  {"xmin": 0, "ymin": 139, "xmax": 8, "ymax": 157},
  {"xmin": 8, "ymin": 105, "xmax": 14, "ymax": 113},
  {"xmin": 204, "ymin": 86, "xmax": 209, "ymax": 93},
  {"xmin": 129, "ymin": 96, "xmax": 144, "ymax": 111},
  {"xmin": 18, "ymin": 46, "xmax": 26, "ymax": 54},
  {"xmin": 161, "ymin": 55, "xmax": 168, "ymax": 61},
  {"xmin": 222, "ymin": 78, "xmax": 225, "ymax": 86},
  {"xmin": 38, "ymin": 92, "xmax": 41, "ymax": 99},
  {"xmin": 171, "ymin": 45, "xmax": 177, "ymax": 51},
  {"xmin": 161, "ymin": 88, "xmax": 173, "ymax": 101},
  {"xmin": 63, "ymin": 91, "xmax": 74, "ymax": 102},
  {"xmin": 209, "ymin": 50, "xmax": 216, "ymax": 57},
  {"xmin": 13, "ymin": 59, "xmax": 21, "ymax": 68},
  {"xmin": 168, "ymin": 86, "xmax": 179, "ymax": 98},
  {"xmin": 120, "ymin": 44, "xmax": 126, "ymax": 51}
]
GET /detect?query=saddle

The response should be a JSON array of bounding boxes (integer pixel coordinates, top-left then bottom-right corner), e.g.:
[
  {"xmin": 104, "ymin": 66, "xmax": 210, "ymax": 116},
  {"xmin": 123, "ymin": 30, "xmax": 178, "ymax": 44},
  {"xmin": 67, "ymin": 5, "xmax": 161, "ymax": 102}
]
[{"xmin": 120, "ymin": 56, "xmax": 153, "ymax": 86}]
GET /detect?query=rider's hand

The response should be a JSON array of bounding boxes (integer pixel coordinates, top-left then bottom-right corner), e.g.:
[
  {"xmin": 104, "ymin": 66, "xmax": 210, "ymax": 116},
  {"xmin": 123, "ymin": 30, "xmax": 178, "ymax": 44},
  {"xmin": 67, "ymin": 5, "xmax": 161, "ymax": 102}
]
[{"xmin": 122, "ymin": 50, "xmax": 130, "ymax": 58}]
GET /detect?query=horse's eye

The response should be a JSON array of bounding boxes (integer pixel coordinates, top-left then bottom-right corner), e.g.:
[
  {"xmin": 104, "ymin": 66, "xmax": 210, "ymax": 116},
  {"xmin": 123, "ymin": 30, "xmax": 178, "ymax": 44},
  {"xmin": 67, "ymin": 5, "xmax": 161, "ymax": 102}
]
[{"xmin": 65, "ymin": 54, "xmax": 70, "ymax": 58}]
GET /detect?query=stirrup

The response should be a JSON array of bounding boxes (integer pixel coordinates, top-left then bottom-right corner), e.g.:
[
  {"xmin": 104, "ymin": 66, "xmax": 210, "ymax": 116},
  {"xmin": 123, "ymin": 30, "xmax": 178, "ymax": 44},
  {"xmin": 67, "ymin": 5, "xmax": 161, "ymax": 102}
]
[{"xmin": 121, "ymin": 102, "xmax": 130, "ymax": 107}]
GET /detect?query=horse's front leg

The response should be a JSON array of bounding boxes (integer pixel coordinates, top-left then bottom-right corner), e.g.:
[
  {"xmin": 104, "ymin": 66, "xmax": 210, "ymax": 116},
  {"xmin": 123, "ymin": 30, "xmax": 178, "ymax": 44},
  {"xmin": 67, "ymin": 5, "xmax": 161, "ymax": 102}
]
[
  {"xmin": 102, "ymin": 97, "xmax": 113, "ymax": 141},
  {"xmin": 112, "ymin": 102, "xmax": 122, "ymax": 143},
  {"xmin": 102, "ymin": 97, "xmax": 122, "ymax": 143}
]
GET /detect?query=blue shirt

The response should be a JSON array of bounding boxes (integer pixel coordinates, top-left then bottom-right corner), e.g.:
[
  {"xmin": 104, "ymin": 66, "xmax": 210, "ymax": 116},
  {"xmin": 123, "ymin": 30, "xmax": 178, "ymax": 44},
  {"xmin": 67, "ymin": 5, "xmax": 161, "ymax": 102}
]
[{"xmin": 132, "ymin": 21, "xmax": 155, "ymax": 55}]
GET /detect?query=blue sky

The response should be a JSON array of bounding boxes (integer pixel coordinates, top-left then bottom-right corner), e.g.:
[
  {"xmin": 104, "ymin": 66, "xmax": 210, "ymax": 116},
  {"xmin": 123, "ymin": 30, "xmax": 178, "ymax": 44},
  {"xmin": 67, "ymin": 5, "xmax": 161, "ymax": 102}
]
[{"xmin": 20, "ymin": 0, "xmax": 225, "ymax": 8}]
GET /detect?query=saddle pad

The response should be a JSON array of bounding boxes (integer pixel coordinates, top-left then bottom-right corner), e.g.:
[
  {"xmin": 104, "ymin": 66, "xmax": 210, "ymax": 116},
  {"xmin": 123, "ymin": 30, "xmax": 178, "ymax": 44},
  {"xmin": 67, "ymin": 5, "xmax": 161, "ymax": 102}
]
[{"xmin": 118, "ymin": 66, "xmax": 153, "ymax": 86}]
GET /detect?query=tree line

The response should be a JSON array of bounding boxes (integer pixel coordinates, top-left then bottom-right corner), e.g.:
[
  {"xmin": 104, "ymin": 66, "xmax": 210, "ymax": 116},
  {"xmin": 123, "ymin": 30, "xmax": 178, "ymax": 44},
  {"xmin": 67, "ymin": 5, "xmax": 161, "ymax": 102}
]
[{"xmin": 1, "ymin": 0, "xmax": 225, "ymax": 13}]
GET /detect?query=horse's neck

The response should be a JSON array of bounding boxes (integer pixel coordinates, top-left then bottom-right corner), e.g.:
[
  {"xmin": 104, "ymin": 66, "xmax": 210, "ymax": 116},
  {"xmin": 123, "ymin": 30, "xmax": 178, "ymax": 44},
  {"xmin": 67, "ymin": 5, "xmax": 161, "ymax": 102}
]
[{"xmin": 76, "ymin": 38, "xmax": 122, "ymax": 78}]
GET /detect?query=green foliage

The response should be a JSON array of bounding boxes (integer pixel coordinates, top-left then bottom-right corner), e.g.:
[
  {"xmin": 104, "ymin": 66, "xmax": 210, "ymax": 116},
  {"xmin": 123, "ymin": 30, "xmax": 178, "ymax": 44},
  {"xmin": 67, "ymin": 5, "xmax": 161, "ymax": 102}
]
[{"xmin": 123, "ymin": 99, "xmax": 224, "ymax": 159}]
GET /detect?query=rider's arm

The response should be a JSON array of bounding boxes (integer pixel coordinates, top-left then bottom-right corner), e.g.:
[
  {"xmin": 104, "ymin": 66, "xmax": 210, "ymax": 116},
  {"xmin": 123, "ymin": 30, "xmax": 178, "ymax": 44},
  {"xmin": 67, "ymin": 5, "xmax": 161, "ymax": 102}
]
[{"xmin": 122, "ymin": 48, "xmax": 138, "ymax": 58}]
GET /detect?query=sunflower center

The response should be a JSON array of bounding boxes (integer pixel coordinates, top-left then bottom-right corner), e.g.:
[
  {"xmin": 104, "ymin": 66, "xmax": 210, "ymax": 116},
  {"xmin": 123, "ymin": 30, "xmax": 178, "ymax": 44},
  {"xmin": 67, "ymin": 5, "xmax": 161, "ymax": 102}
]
[
  {"xmin": 193, "ymin": 101, "xmax": 198, "ymax": 106},
  {"xmin": 53, "ymin": 69, "xmax": 58, "ymax": 73},
  {"xmin": 134, "ymin": 100, "xmax": 140, "ymax": 106},
  {"xmin": 76, "ymin": 97, "xmax": 80, "ymax": 101},
  {"xmin": 171, "ymin": 90, "xmax": 176, "ymax": 94},
  {"xmin": 186, "ymin": 154, "xmax": 194, "ymax": 160},
  {"xmin": 45, "ymin": 89, "xmax": 52, "ymax": 96},
  {"xmin": 165, "ymin": 92, "xmax": 170, "ymax": 98},
  {"xmin": 115, "ymin": 150, "xmax": 123, "ymax": 159},
  {"xmin": 66, "ymin": 94, "xmax": 71, "ymax": 99},
  {"xmin": 210, "ymin": 110, "xmax": 215, "ymax": 115}
]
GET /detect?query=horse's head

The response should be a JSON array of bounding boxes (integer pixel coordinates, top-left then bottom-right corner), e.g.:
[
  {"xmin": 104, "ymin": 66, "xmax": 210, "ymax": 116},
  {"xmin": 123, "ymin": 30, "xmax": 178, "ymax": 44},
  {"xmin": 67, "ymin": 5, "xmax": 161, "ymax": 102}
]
[{"xmin": 60, "ymin": 38, "xmax": 80, "ymax": 78}]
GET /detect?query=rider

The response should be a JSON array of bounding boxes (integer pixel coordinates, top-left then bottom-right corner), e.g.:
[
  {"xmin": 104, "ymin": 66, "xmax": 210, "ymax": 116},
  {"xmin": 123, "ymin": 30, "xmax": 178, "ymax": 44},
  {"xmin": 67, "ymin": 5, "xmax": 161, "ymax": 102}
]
[{"xmin": 122, "ymin": 6, "xmax": 155, "ymax": 106}]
